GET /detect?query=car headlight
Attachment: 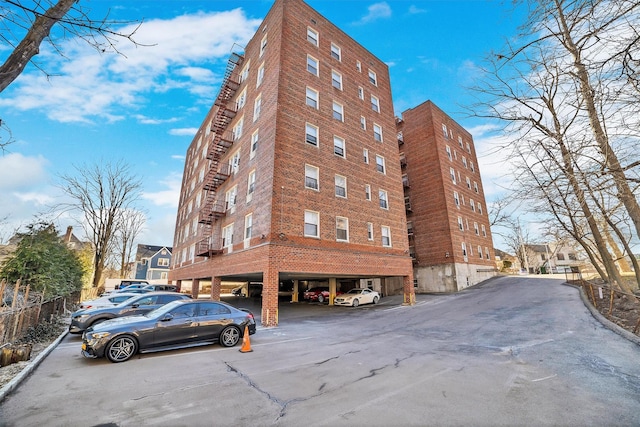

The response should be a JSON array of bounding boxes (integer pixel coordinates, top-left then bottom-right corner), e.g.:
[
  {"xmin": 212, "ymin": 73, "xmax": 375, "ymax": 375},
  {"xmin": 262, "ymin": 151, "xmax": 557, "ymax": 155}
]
[
  {"xmin": 89, "ymin": 331, "xmax": 111, "ymax": 339},
  {"xmin": 75, "ymin": 314, "xmax": 90, "ymax": 320}
]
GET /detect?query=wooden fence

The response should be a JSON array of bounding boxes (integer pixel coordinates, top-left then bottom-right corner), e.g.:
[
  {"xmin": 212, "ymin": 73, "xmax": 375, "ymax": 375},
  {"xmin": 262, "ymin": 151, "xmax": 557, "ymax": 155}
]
[{"xmin": 0, "ymin": 279, "xmax": 74, "ymax": 346}]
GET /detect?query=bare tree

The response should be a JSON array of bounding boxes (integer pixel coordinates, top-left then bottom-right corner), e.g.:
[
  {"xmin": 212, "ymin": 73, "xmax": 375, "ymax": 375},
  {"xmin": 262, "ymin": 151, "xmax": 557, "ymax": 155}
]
[
  {"xmin": 0, "ymin": 0, "xmax": 144, "ymax": 150},
  {"xmin": 58, "ymin": 161, "xmax": 142, "ymax": 288},
  {"xmin": 114, "ymin": 210, "xmax": 146, "ymax": 278}
]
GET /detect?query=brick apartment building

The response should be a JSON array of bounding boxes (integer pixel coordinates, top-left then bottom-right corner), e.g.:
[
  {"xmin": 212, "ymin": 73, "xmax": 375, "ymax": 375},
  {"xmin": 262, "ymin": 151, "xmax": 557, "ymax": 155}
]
[
  {"xmin": 398, "ymin": 101, "xmax": 496, "ymax": 292},
  {"xmin": 169, "ymin": 0, "xmax": 415, "ymax": 326}
]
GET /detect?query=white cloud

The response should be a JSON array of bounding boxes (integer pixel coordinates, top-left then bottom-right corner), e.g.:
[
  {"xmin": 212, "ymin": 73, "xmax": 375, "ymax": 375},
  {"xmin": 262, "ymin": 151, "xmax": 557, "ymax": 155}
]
[
  {"xmin": 408, "ymin": 5, "xmax": 427, "ymax": 14},
  {"xmin": 142, "ymin": 173, "xmax": 182, "ymax": 208},
  {"xmin": 355, "ymin": 2, "xmax": 392, "ymax": 25},
  {"xmin": 133, "ymin": 115, "xmax": 180, "ymax": 125},
  {"xmin": 0, "ymin": 9, "xmax": 261, "ymax": 124},
  {"xmin": 169, "ymin": 127, "xmax": 198, "ymax": 136},
  {"xmin": 0, "ymin": 153, "xmax": 49, "ymax": 190}
]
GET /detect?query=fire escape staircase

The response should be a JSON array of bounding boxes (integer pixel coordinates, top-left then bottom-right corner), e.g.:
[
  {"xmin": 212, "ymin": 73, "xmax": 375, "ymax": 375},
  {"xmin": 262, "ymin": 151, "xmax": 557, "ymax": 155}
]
[{"xmin": 196, "ymin": 52, "xmax": 244, "ymax": 258}]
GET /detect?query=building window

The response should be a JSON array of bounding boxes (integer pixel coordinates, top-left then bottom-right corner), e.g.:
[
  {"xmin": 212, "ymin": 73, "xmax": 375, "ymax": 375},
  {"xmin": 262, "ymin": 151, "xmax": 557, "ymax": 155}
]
[
  {"xmin": 256, "ymin": 62, "xmax": 265, "ymax": 87},
  {"xmin": 454, "ymin": 191, "xmax": 460, "ymax": 207},
  {"xmin": 446, "ymin": 145, "xmax": 452, "ymax": 160},
  {"xmin": 232, "ymin": 116, "xmax": 244, "ymax": 140},
  {"xmin": 365, "ymin": 184, "xmax": 371, "ymax": 201},
  {"xmin": 402, "ymin": 174, "xmax": 409, "ymax": 187},
  {"xmin": 158, "ymin": 258, "xmax": 169, "ymax": 267},
  {"xmin": 331, "ymin": 43, "xmax": 341, "ymax": 61},
  {"xmin": 236, "ymin": 88, "xmax": 247, "ymax": 110},
  {"xmin": 373, "ymin": 123, "xmax": 383, "ymax": 142},
  {"xmin": 450, "ymin": 167, "xmax": 456, "ymax": 184},
  {"xmin": 568, "ymin": 253, "xmax": 577, "ymax": 261},
  {"xmin": 470, "ymin": 161, "xmax": 475, "ymax": 172},
  {"xmin": 376, "ymin": 155, "xmax": 385, "ymax": 174},
  {"xmin": 379, "ymin": 189, "xmax": 388, "ymax": 209},
  {"xmin": 458, "ymin": 136, "xmax": 464, "ymax": 148},
  {"xmin": 247, "ymin": 170, "xmax": 256, "ymax": 202},
  {"xmin": 253, "ymin": 95, "xmax": 262, "ymax": 122},
  {"xmin": 307, "ymin": 27, "xmax": 319, "ymax": 46},
  {"xmin": 222, "ymin": 223, "xmax": 234, "ymax": 249},
  {"xmin": 304, "ymin": 210, "xmax": 319, "ymax": 238},
  {"xmin": 243, "ymin": 214, "xmax": 252, "ymax": 248},
  {"xmin": 474, "ymin": 182, "xmax": 479, "ymax": 193},
  {"xmin": 405, "ymin": 196, "xmax": 412, "ymax": 211},
  {"xmin": 478, "ymin": 246, "xmax": 483, "ymax": 258},
  {"xmin": 461, "ymin": 242, "xmax": 467, "ymax": 257},
  {"xmin": 363, "ymin": 148, "xmax": 369, "ymax": 164},
  {"xmin": 331, "ymin": 70, "xmax": 343, "ymax": 90},
  {"xmin": 466, "ymin": 177, "xmax": 471, "ymax": 189},
  {"xmin": 467, "ymin": 142, "xmax": 472, "ymax": 154},
  {"xmin": 381, "ymin": 226, "xmax": 391, "ymax": 247},
  {"xmin": 307, "ymin": 55, "xmax": 319, "ymax": 76},
  {"xmin": 474, "ymin": 222, "xmax": 479, "ymax": 235},
  {"xmin": 356, "ymin": 60, "xmax": 362, "ymax": 72},
  {"xmin": 250, "ymin": 130, "xmax": 259, "ymax": 159},
  {"xmin": 335, "ymin": 174, "xmax": 347, "ymax": 198},
  {"xmin": 229, "ymin": 150, "xmax": 240, "ymax": 175},
  {"xmin": 442, "ymin": 124, "xmax": 448, "ymax": 138},
  {"xmin": 485, "ymin": 247, "xmax": 491, "ymax": 260},
  {"xmin": 260, "ymin": 35, "xmax": 267, "ymax": 57},
  {"xmin": 470, "ymin": 199, "xmax": 476, "ymax": 212},
  {"xmin": 458, "ymin": 216, "xmax": 464, "ymax": 231},
  {"xmin": 360, "ymin": 116, "xmax": 366, "ymax": 130},
  {"xmin": 367, "ymin": 222, "xmax": 374, "ymax": 240},
  {"xmin": 557, "ymin": 253, "xmax": 565, "ymax": 261},
  {"xmin": 239, "ymin": 60, "xmax": 250, "ymax": 83},
  {"xmin": 305, "ymin": 123, "xmax": 319, "ymax": 146},
  {"xmin": 225, "ymin": 185, "xmax": 238, "ymax": 213},
  {"xmin": 305, "ymin": 164, "xmax": 319, "ymax": 190},
  {"xmin": 358, "ymin": 86, "xmax": 364, "ymax": 100},
  {"xmin": 332, "ymin": 101, "xmax": 344, "ymax": 121},
  {"xmin": 306, "ymin": 86, "xmax": 319, "ymax": 109},
  {"xmin": 371, "ymin": 95, "xmax": 380, "ymax": 113},
  {"xmin": 478, "ymin": 203, "xmax": 483, "ymax": 215},
  {"xmin": 481, "ymin": 224, "xmax": 487, "ymax": 237},
  {"xmin": 462, "ymin": 157, "xmax": 468, "ymax": 168},
  {"xmin": 368, "ymin": 69, "xmax": 377, "ymax": 86},
  {"xmin": 334, "ymin": 136, "xmax": 345, "ymax": 158},
  {"xmin": 336, "ymin": 217, "xmax": 349, "ymax": 242}
]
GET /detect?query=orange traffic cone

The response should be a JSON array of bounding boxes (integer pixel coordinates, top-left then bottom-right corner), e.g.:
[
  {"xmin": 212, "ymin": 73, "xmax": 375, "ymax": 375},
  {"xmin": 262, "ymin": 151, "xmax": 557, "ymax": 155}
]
[{"xmin": 239, "ymin": 325, "xmax": 253, "ymax": 353}]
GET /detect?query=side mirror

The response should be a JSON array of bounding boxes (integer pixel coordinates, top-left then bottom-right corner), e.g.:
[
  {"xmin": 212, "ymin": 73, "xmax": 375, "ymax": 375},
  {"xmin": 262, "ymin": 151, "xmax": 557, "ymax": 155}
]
[
  {"xmin": 161, "ymin": 313, "xmax": 174, "ymax": 322},
  {"xmin": 131, "ymin": 303, "xmax": 140, "ymax": 308}
]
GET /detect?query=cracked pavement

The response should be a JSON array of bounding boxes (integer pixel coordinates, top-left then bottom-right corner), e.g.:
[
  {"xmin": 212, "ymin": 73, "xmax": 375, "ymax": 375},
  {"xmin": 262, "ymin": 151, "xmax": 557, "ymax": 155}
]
[{"xmin": 2, "ymin": 276, "xmax": 640, "ymax": 426}]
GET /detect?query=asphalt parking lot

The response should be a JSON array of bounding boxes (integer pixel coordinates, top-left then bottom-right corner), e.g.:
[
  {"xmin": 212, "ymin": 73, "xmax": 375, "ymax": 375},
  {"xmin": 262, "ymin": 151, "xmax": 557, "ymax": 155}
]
[{"xmin": 2, "ymin": 276, "xmax": 640, "ymax": 426}]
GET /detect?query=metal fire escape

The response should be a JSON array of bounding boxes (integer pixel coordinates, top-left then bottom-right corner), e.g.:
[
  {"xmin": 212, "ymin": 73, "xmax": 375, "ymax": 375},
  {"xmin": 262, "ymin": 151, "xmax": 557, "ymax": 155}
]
[{"xmin": 196, "ymin": 52, "xmax": 244, "ymax": 258}]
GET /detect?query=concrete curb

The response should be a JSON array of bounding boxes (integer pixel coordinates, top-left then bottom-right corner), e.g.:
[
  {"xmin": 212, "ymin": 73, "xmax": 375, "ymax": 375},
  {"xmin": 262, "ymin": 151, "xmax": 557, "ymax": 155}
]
[
  {"xmin": 565, "ymin": 282, "xmax": 640, "ymax": 347},
  {"xmin": 0, "ymin": 329, "xmax": 69, "ymax": 402}
]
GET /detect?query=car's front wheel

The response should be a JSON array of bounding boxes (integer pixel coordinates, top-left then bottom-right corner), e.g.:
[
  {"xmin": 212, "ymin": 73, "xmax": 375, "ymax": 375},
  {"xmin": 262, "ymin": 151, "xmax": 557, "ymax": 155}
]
[
  {"xmin": 352, "ymin": 299, "xmax": 359, "ymax": 307},
  {"xmin": 220, "ymin": 326, "xmax": 241, "ymax": 347},
  {"xmin": 106, "ymin": 335, "xmax": 138, "ymax": 363},
  {"xmin": 373, "ymin": 296, "xmax": 379, "ymax": 304}
]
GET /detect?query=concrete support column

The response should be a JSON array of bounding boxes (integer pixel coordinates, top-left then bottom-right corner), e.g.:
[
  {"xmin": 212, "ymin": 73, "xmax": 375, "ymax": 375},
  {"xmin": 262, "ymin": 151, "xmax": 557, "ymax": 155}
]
[
  {"xmin": 292, "ymin": 280, "xmax": 299, "ymax": 302},
  {"xmin": 329, "ymin": 277, "xmax": 337, "ymax": 305},
  {"xmin": 261, "ymin": 267, "xmax": 279, "ymax": 327},
  {"xmin": 192, "ymin": 279, "xmax": 200, "ymax": 299},
  {"xmin": 211, "ymin": 277, "xmax": 222, "ymax": 301},
  {"xmin": 402, "ymin": 274, "xmax": 416, "ymax": 306}
]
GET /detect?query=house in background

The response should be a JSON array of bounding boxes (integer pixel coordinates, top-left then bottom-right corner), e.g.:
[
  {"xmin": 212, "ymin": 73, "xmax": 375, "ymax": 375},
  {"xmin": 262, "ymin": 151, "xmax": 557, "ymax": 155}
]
[{"xmin": 133, "ymin": 244, "xmax": 172, "ymax": 281}]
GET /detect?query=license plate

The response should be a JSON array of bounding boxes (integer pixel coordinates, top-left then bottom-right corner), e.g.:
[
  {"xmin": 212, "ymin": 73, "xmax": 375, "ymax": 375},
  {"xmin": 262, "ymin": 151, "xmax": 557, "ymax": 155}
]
[{"xmin": 82, "ymin": 343, "xmax": 86, "ymax": 351}]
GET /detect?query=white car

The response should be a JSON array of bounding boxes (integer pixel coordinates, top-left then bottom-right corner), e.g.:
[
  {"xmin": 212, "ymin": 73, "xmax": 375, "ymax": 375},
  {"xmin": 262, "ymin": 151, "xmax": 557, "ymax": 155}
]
[
  {"xmin": 78, "ymin": 293, "xmax": 139, "ymax": 310},
  {"xmin": 334, "ymin": 288, "xmax": 380, "ymax": 307}
]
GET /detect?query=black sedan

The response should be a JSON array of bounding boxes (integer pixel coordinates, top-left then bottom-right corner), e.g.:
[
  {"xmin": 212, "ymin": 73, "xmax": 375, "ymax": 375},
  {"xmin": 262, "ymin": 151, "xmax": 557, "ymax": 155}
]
[
  {"xmin": 69, "ymin": 292, "xmax": 191, "ymax": 334},
  {"xmin": 81, "ymin": 300, "xmax": 257, "ymax": 362}
]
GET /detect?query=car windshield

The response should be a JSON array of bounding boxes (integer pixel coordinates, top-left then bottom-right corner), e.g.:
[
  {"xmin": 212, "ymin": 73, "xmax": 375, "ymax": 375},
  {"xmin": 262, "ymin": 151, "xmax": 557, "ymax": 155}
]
[
  {"xmin": 144, "ymin": 300, "xmax": 184, "ymax": 318},
  {"xmin": 346, "ymin": 289, "xmax": 362, "ymax": 294}
]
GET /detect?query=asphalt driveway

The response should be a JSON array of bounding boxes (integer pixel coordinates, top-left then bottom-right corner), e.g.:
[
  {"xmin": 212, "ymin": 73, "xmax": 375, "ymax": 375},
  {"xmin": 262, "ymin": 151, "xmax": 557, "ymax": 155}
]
[{"xmin": 1, "ymin": 275, "xmax": 639, "ymax": 426}]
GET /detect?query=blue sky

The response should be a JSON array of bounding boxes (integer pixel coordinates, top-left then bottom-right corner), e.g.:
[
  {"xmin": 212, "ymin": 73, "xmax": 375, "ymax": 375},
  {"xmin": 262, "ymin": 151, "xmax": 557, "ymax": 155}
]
[{"xmin": 0, "ymin": 0, "xmax": 524, "ymax": 248}]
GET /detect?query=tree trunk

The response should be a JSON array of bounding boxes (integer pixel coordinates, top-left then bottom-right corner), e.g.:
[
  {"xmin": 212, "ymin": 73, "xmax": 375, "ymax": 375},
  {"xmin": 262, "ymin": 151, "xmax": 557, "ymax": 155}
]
[{"xmin": 0, "ymin": 0, "xmax": 77, "ymax": 93}]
